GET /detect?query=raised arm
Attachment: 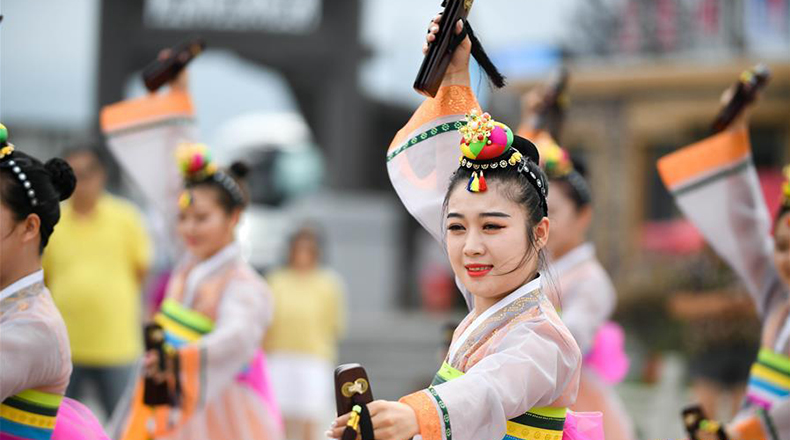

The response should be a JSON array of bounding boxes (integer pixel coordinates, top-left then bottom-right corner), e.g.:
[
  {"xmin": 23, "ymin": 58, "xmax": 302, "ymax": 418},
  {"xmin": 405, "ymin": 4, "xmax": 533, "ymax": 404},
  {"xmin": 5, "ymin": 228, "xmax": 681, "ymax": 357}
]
[
  {"xmin": 657, "ymin": 120, "xmax": 788, "ymax": 319},
  {"xmin": 100, "ymin": 71, "xmax": 197, "ymax": 243},
  {"xmin": 386, "ymin": 17, "xmax": 480, "ymax": 243}
]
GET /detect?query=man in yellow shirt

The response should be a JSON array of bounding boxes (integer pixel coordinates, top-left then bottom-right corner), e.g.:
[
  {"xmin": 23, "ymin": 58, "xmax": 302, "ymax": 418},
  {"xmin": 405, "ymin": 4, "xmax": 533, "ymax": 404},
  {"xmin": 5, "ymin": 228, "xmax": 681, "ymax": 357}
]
[{"xmin": 43, "ymin": 145, "xmax": 151, "ymax": 418}]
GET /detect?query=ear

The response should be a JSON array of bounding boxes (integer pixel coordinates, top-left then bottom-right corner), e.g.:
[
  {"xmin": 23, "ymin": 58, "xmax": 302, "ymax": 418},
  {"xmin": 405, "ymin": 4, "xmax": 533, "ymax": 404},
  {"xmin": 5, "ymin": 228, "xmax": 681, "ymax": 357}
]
[
  {"xmin": 533, "ymin": 216, "xmax": 550, "ymax": 250},
  {"xmin": 21, "ymin": 213, "xmax": 41, "ymax": 246}
]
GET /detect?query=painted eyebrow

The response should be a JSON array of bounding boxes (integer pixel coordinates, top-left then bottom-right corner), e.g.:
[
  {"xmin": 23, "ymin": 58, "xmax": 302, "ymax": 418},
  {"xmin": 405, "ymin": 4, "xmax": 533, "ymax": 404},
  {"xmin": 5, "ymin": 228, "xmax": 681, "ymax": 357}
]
[
  {"xmin": 446, "ymin": 212, "xmax": 511, "ymax": 219},
  {"xmin": 480, "ymin": 212, "xmax": 510, "ymax": 218}
]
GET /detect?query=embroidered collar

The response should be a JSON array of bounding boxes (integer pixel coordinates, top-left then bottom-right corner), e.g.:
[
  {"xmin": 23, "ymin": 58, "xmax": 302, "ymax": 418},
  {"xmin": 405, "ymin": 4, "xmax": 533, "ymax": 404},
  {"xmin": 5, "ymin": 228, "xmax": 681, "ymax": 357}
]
[
  {"xmin": 1, "ymin": 269, "xmax": 44, "ymax": 301},
  {"xmin": 448, "ymin": 275, "xmax": 543, "ymax": 363}
]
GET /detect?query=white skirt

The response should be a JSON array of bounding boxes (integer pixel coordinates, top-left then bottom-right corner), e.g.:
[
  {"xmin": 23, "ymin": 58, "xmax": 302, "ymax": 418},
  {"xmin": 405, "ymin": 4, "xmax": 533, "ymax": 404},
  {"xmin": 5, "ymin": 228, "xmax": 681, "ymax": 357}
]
[{"xmin": 267, "ymin": 353, "xmax": 334, "ymax": 420}]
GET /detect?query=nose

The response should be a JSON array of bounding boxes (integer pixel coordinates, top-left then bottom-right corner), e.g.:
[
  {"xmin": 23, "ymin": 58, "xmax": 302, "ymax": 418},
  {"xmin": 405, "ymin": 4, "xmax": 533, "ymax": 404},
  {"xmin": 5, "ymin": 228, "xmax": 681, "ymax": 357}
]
[{"xmin": 463, "ymin": 229, "xmax": 485, "ymax": 257}]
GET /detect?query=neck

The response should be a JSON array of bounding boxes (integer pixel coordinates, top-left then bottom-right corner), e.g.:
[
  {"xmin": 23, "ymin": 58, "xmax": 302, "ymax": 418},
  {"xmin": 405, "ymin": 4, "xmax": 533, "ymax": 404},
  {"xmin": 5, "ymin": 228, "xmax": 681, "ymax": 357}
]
[
  {"xmin": 1, "ymin": 255, "xmax": 42, "ymax": 291},
  {"xmin": 472, "ymin": 273, "xmax": 536, "ymax": 314},
  {"xmin": 72, "ymin": 196, "xmax": 99, "ymax": 215},
  {"xmin": 473, "ymin": 294, "xmax": 503, "ymax": 315},
  {"xmin": 198, "ymin": 237, "xmax": 235, "ymax": 263}
]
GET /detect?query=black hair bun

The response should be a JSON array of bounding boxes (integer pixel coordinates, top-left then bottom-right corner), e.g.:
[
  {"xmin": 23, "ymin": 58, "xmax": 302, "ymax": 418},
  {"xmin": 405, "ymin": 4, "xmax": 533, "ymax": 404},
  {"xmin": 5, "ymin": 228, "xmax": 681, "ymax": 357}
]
[
  {"xmin": 512, "ymin": 135, "xmax": 540, "ymax": 164},
  {"xmin": 229, "ymin": 161, "xmax": 250, "ymax": 180},
  {"xmin": 45, "ymin": 158, "xmax": 76, "ymax": 201},
  {"xmin": 570, "ymin": 155, "xmax": 587, "ymax": 178}
]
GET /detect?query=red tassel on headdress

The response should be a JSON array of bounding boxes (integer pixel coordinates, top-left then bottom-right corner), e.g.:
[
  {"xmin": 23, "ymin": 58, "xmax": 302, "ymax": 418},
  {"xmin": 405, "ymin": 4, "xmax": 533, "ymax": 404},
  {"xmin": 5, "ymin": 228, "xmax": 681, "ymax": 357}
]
[{"xmin": 478, "ymin": 171, "xmax": 487, "ymax": 191}]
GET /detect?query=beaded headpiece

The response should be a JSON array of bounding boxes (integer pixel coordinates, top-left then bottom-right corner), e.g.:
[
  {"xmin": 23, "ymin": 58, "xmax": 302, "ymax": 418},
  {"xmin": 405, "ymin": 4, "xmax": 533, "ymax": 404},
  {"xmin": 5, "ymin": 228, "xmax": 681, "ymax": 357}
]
[
  {"xmin": 0, "ymin": 123, "xmax": 39, "ymax": 207},
  {"xmin": 456, "ymin": 110, "xmax": 547, "ymax": 215},
  {"xmin": 175, "ymin": 143, "xmax": 245, "ymax": 209}
]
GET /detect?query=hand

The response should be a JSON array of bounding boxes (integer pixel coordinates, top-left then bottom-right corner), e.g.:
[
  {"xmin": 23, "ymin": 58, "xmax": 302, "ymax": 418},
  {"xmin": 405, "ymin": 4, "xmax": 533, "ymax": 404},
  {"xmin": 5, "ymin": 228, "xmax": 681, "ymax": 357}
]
[
  {"xmin": 520, "ymin": 87, "xmax": 547, "ymax": 130},
  {"xmin": 157, "ymin": 49, "xmax": 189, "ymax": 93},
  {"xmin": 143, "ymin": 350, "xmax": 165, "ymax": 383},
  {"xmin": 143, "ymin": 350, "xmax": 174, "ymax": 384},
  {"xmin": 423, "ymin": 13, "xmax": 471, "ymax": 88},
  {"xmin": 327, "ymin": 400, "xmax": 419, "ymax": 440},
  {"xmin": 718, "ymin": 84, "xmax": 760, "ymax": 134}
]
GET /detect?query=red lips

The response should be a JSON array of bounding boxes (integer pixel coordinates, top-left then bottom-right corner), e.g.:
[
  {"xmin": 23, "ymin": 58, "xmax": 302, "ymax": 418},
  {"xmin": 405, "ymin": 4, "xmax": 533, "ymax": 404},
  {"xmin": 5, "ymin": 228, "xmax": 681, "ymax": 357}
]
[{"xmin": 465, "ymin": 264, "xmax": 493, "ymax": 278}]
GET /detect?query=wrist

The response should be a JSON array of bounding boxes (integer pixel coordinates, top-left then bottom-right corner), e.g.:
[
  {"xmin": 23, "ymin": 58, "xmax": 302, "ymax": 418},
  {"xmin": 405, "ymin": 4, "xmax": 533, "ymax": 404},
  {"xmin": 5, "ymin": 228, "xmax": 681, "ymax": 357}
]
[{"xmin": 441, "ymin": 68, "xmax": 471, "ymax": 88}]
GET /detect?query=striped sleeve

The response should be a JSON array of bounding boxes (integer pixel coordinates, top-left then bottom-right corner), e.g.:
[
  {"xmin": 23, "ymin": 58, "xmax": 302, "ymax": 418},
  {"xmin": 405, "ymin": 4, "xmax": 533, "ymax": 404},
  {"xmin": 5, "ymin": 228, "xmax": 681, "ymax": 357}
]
[{"xmin": 657, "ymin": 128, "xmax": 788, "ymax": 319}]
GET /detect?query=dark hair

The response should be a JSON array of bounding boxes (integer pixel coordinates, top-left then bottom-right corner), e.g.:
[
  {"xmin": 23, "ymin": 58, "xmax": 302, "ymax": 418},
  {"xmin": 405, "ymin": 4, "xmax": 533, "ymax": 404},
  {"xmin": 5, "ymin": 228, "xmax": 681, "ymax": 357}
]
[
  {"xmin": 0, "ymin": 151, "xmax": 76, "ymax": 253},
  {"xmin": 287, "ymin": 224, "xmax": 324, "ymax": 264},
  {"xmin": 550, "ymin": 157, "xmax": 591, "ymax": 211},
  {"xmin": 62, "ymin": 143, "xmax": 107, "ymax": 170},
  {"xmin": 442, "ymin": 141, "xmax": 550, "ymax": 278},
  {"xmin": 186, "ymin": 161, "xmax": 250, "ymax": 214}
]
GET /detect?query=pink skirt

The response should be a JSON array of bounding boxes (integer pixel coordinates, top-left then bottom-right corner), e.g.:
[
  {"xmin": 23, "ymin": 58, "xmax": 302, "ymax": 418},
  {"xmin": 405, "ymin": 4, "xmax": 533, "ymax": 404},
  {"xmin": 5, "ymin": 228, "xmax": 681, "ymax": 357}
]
[
  {"xmin": 53, "ymin": 397, "xmax": 110, "ymax": 440},
  {"xmin": 562, "ymin": 411, "xmax": 605, "ymax": 440}
]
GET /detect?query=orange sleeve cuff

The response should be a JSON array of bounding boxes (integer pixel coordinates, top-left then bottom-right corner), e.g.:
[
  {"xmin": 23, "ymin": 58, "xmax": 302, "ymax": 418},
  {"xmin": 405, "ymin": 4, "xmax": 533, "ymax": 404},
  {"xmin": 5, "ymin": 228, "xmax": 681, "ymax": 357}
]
[
  {"xmin": 731, "ymin": 416, "xmax": 767, "ymax": 440},
  {"xmin": 101, "ymin": 89, "xmax": 194, "ymax": 134},
  {"xmin": 400, "ymin": 390, "xmax": 444, "ymax": 440},
  {"xmin": 657, "ymin": 127, "xmax": 750, "ymax": 190},
  {"xmin": 389, "ymin": 85, "xmax": 480, "ymax": 151},
  {"xmin": 177, "ymin": 345, "xmax": 203, "ymax": 417}
]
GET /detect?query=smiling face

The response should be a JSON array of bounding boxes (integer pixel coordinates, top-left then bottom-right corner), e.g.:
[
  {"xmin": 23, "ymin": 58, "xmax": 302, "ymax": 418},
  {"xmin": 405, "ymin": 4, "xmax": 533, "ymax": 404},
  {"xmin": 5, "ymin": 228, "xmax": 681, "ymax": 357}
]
[
  {"xmin": 176, "ymin": 186, "xmax": 240, "ymax": 261},
  {"xmin": 445, "ymin": 179, "xmax": 549, "ymax": 309}
]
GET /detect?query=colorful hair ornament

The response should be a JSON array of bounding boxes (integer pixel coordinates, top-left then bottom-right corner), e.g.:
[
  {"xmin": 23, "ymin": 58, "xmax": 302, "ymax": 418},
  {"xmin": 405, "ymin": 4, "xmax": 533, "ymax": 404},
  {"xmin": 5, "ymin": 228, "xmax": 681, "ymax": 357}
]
[
  {"xmin": 467, "ymin": 170, "xmax": 488, "ymax": 193},
  {"xmin": 458, "ymin": 109, "xmax": 514, "ymax": 161},
  {"xmin": 176, "ymin": 143, "xmax": 218, "ymax": 182},
  {"xmin": 178, "ymin": 190, "xmax": 193, "ymax": 210},
  {"xmin": 782, "ymin": 165, "xmax": 790, "ymax": 208},
  {"xmin": 0, "ymin": 123, "xmax": 14, "ymax": 160},
  {"xmin": 536, "ymin": 134, "xmax": 573, "ymax": 179}
]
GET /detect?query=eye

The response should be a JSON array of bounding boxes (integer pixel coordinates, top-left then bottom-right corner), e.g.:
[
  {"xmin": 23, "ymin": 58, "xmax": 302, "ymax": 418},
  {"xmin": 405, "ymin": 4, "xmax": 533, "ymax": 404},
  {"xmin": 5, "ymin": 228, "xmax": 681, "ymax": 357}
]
[
  {"xmin": 483, "ymin": 223, "xmax": 504, "ymax": 231},
  {"xmin": 447, "ymin": 223, "xmax": 465, "ymax": 232}
]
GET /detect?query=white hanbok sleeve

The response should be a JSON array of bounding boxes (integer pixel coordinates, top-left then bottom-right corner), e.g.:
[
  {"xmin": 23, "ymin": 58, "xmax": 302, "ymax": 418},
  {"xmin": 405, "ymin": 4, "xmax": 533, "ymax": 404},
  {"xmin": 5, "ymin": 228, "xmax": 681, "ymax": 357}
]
[
  {"xmin": 400, "ymin": 313, "xmax": 580, "ymax": 440},
  {"xmin": 387, "ymin": 85, "xmax": 481, "ymax": 310},
  {"xmin": 177, "ymin": 273, "xmax": 271, "ymax": 410},
  {"xmin": 559, "ymin": 265, "xmax": 617, "ymax": 354},
  {"xmin": 658, "ymin": 128, "xmax": 788, "ymax": 320},
  {"xmin": 101, "ymin": 89, "xmax": 197, "ymax": 251},
  {"xmin": 0, "ymin": 294, "xmax": 71, "ymax": 400},
  {"xmin": 386, "ymin": 85, "xmax": 481, "ymax": 242}
]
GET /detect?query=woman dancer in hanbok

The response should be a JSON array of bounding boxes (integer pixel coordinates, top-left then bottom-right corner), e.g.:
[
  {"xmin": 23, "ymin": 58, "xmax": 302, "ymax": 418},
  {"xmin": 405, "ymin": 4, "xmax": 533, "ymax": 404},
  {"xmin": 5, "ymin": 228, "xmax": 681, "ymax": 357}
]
[
  {"xmin": 328, "ymin": 17, "xmax": 602, "ymax": 440},
  {"xmin": 658, "ymin": 98, "xmax": 790, "ymax": 438},
  {"xmin": 0, "ymin": 124, "xmax": 108, "ymax": 440},
  {"xmin": 518, "ymin": 104, "xmax": 635, "ymax": 440},
  {"xmin": 102, "ymin": 73, "xmax": 282, "ymax": 440}
]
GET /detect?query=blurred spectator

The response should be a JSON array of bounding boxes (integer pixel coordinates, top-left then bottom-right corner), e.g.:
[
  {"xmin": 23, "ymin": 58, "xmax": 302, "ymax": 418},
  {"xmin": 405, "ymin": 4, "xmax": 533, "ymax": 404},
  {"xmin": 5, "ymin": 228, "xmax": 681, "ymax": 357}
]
[
  {"xmin": 43, "ymin": 144, "xmax": 152, "ymax": 417},
  {"xmin": 264, "ymin": 226, "xmax": 346, "ymax": 440}
]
